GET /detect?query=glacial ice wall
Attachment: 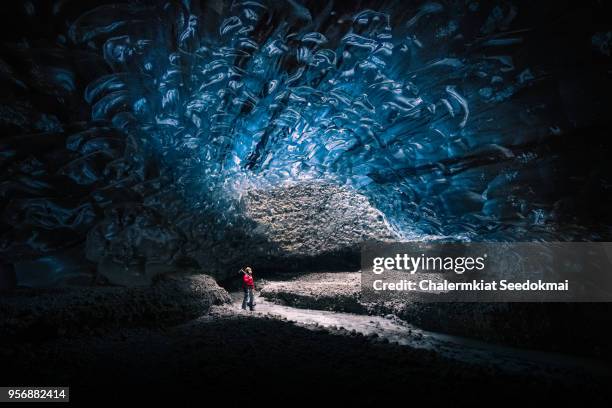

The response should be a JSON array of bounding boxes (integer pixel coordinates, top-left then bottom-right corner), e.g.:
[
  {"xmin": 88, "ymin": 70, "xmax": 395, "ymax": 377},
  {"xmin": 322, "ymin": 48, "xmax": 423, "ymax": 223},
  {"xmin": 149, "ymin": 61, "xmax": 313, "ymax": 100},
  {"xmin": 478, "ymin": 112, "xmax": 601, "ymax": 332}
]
[
  {"xmin": 1, "ymin": 0, "xmax": 611, "ymax": 285},
  {"xmin": 65, "ymin": 0, "xmax": 583, "ymax": 233}
]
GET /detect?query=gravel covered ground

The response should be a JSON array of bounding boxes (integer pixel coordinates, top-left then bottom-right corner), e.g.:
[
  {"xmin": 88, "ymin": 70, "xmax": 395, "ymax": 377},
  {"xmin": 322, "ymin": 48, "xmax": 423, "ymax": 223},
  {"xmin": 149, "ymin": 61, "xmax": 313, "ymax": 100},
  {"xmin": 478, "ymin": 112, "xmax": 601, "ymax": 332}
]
[
  {"xmin": 260, "ymin": 272, "xmax": 612, "ymax": 358},
  {"xmin": 1, "ymin": 272, "xmax": 610, "ymax": 403},
  {"xmin": 2, "ymin": 303, "xmax": 609, "ymax": 404},
  {"xmin": 234, "ymin": 291, "xmax": 610, "ymax": 379}
]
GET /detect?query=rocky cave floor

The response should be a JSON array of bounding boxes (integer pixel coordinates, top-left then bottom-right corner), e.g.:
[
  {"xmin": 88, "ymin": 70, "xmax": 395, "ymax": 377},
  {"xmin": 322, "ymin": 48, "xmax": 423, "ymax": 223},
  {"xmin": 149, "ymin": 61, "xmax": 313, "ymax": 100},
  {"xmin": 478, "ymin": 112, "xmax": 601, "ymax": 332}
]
[{"xmin": 1, "ymin": 273, "xmax": 611, "ymax": 403}]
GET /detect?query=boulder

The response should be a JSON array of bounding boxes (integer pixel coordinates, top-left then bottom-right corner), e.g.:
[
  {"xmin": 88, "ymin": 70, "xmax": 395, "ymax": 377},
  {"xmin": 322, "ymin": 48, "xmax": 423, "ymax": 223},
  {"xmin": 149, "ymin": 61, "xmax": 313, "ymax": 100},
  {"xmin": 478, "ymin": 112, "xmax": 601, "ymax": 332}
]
[
  {"xmin": 213, "ymin": 181, "xmax": 400, "ymax": 278},
  {"xmin": 241, "ymin": 182, "xmax": 399, "ymax": 256}
]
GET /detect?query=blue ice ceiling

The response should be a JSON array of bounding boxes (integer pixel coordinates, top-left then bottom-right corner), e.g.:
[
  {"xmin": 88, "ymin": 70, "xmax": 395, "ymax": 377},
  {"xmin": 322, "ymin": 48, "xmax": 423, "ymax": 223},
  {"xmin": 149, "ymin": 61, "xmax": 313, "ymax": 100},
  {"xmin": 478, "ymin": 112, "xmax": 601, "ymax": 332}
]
[
  {"xmin": 80, "ymin": 0, "xmax": 562, "ymax": 234},
  {"xmin": 1, "ymin": 0, "xmax": 611, "ymax": 284}
]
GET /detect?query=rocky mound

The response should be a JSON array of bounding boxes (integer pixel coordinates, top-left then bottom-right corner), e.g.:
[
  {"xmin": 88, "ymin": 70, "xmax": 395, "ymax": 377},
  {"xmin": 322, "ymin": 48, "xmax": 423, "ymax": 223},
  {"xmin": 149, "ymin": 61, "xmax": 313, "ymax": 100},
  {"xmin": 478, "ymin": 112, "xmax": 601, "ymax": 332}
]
[
  {"xmin": 0, "ymin": 273, "xmax": 230, "ymax": 340},
  {"xmin": 233, "ymin": 182, "xmax": 400, "ymax": 275},
  {"xmin": 241, "ymin": 182, "xmax": 398, "ymax": 255}
]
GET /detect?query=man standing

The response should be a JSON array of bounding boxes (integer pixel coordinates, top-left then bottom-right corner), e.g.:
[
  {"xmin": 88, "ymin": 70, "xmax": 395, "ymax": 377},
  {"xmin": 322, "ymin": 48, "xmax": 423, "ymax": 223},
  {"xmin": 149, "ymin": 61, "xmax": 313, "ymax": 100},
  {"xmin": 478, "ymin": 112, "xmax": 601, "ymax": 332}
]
[{"xmin": 239, "ymin": 267, "xmax": 255, "ymax": 311}]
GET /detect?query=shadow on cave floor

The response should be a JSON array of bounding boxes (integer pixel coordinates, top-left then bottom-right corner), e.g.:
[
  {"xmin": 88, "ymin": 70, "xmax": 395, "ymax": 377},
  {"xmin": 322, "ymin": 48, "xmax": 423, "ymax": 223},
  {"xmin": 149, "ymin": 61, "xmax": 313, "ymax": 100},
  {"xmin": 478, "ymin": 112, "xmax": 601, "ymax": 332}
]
[{"xmin": 2, "ymin": 299, "xmax": 611, "ymax": 404}]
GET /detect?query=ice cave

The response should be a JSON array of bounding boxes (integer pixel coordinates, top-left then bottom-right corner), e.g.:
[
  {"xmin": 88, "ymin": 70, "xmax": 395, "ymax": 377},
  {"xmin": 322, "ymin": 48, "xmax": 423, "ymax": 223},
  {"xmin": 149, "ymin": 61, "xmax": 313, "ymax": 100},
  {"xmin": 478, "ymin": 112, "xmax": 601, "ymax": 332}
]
[
  {"xmin": 1, "ymin": 0, "xmax": 610, "ymax": 288},
  {"xmin": 1, "ymin": 1, "xmax": 612, "ymax": 403}
]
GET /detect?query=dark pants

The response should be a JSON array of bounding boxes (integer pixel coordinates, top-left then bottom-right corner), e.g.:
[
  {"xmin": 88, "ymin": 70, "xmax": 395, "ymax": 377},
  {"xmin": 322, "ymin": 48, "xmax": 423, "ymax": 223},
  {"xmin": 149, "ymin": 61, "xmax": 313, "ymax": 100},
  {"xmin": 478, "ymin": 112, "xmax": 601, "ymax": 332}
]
[{"xmin": 242, "ymin": 287, "xmax": 255, "ymax": 310}]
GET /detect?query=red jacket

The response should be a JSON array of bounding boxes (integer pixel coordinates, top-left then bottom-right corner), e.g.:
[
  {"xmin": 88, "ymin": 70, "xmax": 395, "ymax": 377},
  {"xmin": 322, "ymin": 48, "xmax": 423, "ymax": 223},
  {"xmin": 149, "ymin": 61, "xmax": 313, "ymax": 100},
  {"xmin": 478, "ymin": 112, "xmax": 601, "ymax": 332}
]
[{"xmin": 243, "ymin": 273, "xmax": 254, "ymax": 288}]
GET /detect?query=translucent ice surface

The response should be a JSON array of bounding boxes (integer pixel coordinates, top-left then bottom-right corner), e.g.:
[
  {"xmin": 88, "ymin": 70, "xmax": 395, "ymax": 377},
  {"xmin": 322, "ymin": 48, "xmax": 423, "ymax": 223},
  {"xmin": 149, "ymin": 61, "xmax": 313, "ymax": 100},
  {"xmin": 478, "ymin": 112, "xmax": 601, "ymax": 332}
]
[
  {"xmin": 1, "ymin": 1, "xmax": 611, "ymax": 283},
  {"xmin": 76, "ymin": 1, "xmax": 564, "ymax": 236}
]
